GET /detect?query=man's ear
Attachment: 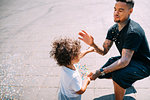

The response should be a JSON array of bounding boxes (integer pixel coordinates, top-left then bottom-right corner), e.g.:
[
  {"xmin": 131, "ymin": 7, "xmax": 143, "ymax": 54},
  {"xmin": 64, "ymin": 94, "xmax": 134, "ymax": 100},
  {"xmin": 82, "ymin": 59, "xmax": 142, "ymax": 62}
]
[{"xmin": 129, "ymin": 8, "xmax": 133, "ymax": 14}]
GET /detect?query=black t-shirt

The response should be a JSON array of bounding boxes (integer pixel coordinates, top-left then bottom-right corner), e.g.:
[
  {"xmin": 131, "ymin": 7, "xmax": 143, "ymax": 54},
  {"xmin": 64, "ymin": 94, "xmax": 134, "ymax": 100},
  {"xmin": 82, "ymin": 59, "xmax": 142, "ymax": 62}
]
[{"xmin": 106, "ymin": 19, "xmax": 150, "ymax": 63}]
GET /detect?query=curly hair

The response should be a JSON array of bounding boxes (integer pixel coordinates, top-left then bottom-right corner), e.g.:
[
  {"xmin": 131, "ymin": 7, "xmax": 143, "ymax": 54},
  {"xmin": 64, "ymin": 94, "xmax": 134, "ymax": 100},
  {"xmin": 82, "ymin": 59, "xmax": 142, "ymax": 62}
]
[{"xmin": 50, "ymin": 38, "xmax": 81, "ymax": 66}]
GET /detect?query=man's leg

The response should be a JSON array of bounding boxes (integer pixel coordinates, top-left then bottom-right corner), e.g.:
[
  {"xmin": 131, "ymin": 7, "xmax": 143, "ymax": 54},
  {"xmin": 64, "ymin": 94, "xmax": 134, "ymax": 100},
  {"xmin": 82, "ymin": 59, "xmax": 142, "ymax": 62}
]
[{"xmin": 113, "ymin": 81, "xmax": 126, "ymax": 100}]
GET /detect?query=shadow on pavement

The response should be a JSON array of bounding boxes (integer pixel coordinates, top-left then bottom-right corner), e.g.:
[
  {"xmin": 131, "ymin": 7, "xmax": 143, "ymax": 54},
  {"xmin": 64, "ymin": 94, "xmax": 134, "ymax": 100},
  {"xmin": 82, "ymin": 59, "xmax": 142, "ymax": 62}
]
[
  {"xmin": 125, "ymin": 86, "xmax": 137, "ymax": 94},
  {"xmin": 94, "ymin": 86, "xmax": 136, "ymax": 100},
  {"xmin": 94, "ymin": 94, "xmax": 135, "ymax": 100}
]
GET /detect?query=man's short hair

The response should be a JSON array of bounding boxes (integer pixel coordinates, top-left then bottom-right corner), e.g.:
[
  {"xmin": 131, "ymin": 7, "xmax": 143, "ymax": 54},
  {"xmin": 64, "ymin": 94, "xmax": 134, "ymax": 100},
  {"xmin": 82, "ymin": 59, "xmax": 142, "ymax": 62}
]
[{"xmin": 116, "ymin": 0, "xmax": 134, "ymax": 8}]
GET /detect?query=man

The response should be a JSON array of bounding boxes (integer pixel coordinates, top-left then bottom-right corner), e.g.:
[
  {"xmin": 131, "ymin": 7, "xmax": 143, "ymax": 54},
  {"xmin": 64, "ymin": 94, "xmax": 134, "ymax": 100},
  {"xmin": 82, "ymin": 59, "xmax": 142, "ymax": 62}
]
[{"xmin": 78, "ymin": 0, "xmax": 150, "ymax": 99}]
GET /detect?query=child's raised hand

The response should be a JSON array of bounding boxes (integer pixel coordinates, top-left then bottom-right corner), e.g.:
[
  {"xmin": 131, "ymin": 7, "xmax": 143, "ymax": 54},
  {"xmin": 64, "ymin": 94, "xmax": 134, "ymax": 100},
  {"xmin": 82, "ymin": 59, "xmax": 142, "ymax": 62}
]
[
  {"xmin": 86, "ymin": 47, "xmax": 95, "ymax": 52},
  {"xmin": 79, "ymin": 47, "xmax": 95, "ymax": 59}
]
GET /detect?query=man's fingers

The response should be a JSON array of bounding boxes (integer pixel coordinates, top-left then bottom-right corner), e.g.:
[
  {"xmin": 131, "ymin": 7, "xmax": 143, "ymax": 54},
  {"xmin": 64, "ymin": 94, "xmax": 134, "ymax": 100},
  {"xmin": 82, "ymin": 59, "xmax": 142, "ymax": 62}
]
[
  {"xmin": 81, "ymin": 30, "xmax": 88, "ymax": 35},
  {"xmin": 78, "ymin": 32, "xmax": 85, "ymax": 37},
  {"xmin": 78, "ymin": 37, "xmax": 83, "ymax": 41}
]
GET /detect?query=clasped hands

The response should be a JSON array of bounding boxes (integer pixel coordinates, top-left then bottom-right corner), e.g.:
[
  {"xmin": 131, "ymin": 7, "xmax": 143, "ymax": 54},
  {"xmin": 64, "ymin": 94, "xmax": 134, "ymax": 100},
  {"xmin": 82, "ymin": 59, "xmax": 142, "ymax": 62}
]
[
  {"xmin": 87, "ymin": 70, "xmax": 101, "ymax": 80},
  {"xmin": 78, "ymin": 30, "xmax": 101, "ymax": 81}
]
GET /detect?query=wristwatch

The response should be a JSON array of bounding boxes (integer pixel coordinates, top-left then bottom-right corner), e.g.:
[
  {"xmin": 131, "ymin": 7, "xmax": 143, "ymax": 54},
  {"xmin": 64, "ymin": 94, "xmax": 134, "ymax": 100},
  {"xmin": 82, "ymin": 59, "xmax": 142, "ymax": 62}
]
[{"xmin": 100, "ymin": 68, "xmax": 105, "ymax": 76}]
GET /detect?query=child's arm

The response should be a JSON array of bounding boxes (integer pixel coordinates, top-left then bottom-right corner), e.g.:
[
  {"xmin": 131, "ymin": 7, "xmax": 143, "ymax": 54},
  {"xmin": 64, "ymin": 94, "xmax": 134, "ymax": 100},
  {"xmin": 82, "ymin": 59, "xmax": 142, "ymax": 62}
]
[
  {"xmin": 76, "ymin": 77, "xmax": 90, "ymax": 94},
  {"xmin": 79, "ymin": 47, "xmax": 95, "ymax": 59}
]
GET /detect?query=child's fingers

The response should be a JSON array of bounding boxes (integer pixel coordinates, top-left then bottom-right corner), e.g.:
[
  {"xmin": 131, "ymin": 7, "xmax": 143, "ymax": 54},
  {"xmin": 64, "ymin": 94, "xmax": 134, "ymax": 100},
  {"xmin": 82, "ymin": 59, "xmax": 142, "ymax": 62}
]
[
  {"xmin": 87, "ymin": 72, "xmax": 93, "ymax": 77},
  {"xmin": 87, "ymin": 77, "xmax": 91, "ymax": 82}
]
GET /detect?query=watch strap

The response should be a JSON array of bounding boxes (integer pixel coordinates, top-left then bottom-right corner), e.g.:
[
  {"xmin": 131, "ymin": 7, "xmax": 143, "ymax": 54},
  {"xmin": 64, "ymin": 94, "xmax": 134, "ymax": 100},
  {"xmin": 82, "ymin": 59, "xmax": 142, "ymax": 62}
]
[{"xmin": 100, "ymin": 68, "xmax": 105, "ymax": 76}]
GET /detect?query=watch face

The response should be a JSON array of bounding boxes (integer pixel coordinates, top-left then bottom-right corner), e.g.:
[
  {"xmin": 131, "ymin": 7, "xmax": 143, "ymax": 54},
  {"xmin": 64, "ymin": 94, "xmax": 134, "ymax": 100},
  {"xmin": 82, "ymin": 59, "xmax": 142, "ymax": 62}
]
[{"xmin": 100, "ymin": 68, "xmax": 104, "ymax": 72}]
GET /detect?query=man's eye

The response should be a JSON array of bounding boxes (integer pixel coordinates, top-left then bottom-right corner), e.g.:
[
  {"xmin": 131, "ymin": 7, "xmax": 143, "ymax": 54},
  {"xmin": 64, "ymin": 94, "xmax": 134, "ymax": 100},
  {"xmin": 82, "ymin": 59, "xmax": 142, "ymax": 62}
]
[{"xmin": 114, "ymin": 7, "xmax": 116, "ymax": 11}]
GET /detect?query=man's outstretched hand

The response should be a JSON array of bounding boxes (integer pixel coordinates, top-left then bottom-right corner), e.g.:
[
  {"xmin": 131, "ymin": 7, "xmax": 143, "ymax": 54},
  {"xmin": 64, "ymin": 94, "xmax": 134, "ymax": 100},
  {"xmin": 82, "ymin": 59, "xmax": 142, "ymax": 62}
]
[{"xmin": 78, "ymin": 30, "xmax": 94, "ymax": 46}]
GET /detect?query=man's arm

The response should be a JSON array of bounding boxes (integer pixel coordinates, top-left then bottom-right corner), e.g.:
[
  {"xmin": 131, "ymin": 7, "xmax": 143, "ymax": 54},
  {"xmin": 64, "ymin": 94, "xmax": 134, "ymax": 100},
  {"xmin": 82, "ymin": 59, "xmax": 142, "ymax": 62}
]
[
  {"xmin": 89, "ymin": 48, "xmax": 134, "ymax": 80},
  {"xmin": 103, "ymin": 49, "xmax": 134, "ymax": 73},
  {"xmin": 78, "ymin": 30, "xmax": 113, "ymax": 56},
  {"xmin": 91, "ymin": 39, "xmax": 113, "ymax": 55}
]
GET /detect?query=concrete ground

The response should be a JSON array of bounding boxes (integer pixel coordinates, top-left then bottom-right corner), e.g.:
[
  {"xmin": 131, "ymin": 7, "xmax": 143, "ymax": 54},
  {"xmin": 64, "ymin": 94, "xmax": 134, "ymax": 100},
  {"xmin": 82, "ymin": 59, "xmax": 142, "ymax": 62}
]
[{"xmin": 0, "ymin": 0, "xmax": 150, "ymax": 100}]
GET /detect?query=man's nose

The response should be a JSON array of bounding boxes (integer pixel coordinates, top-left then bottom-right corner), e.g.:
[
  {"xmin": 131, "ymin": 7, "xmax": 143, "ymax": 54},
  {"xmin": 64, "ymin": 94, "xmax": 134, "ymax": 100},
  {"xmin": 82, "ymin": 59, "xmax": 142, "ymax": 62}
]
[{"xmin": 114, "ymin": 10, "xmax": 119, "ymax": 15}]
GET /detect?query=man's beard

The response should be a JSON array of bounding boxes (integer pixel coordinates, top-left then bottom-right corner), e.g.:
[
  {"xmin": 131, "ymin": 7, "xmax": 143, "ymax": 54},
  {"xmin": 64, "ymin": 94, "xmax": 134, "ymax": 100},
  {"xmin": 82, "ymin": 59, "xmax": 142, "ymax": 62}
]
[{"xmin": 114, "ymin": 19, "xmax": 120, "ymax": 23}]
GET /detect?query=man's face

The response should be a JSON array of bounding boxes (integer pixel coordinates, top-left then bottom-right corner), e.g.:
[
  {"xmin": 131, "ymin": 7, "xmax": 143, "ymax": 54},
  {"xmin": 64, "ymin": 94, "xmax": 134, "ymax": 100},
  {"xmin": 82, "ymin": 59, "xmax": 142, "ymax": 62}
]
[{"xmin": 114, "ymin": 2, "xmax": 133, "ymax": 23}]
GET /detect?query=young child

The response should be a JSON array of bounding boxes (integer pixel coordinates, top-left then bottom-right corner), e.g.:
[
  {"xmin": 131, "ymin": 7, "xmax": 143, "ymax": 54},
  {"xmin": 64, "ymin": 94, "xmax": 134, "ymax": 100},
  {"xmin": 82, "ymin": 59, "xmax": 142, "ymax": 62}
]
[{"xmin": 50, "ymin": 37, "xmax": 93, "ymax": 100}]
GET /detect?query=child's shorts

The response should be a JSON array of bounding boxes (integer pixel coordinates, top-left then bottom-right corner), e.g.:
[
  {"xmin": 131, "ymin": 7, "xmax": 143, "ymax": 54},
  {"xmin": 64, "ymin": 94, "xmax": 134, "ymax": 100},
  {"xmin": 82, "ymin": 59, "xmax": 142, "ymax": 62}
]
[
  {"xmin": 98, "ymin": 56, "xmax": 150, "ymax": 89},
  {"xmin": 58, "ymin": 91, "xmax": 81, "ymax": 100}
]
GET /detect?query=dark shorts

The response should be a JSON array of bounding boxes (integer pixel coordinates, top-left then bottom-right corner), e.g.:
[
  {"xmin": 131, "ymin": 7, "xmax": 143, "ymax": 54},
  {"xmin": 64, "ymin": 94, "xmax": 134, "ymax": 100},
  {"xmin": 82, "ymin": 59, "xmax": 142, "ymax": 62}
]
[{"xmin": 98, "ymin": 56, "xmax": 150, "ymax": 89}]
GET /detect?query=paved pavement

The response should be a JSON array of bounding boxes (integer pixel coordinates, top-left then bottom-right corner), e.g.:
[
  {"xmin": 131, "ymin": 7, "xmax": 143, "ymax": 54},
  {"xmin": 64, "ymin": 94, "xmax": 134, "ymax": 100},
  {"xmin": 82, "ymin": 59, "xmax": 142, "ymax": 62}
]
[{"xmin": 0, "ymin": 0, "xmax": 150, "ymax": 100}]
